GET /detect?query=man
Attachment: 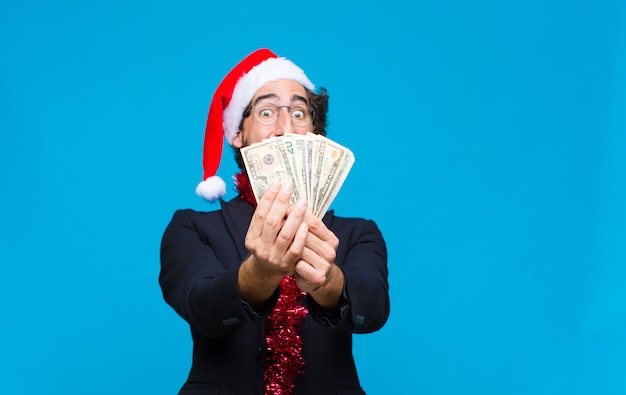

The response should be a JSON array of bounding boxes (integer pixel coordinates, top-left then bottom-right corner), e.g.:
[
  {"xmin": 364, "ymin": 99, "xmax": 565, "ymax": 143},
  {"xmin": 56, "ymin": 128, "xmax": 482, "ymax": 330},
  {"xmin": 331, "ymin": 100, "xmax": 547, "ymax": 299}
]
[{"xmin": 160, "ymin": 48, "xmax": 390, "ymax": 395}]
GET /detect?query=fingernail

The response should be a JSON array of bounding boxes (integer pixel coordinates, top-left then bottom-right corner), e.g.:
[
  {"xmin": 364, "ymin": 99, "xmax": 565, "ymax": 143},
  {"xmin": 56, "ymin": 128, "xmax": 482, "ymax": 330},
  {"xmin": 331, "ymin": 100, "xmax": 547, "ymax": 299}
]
[
  {"xmin": 297, "ymin": 199, "xmax": 307, "ymax": 209},
  {"xmin": 281, "ymin": 183, "xmax": 292, "ymax": 193},
  {"xmin": 270, "ymin": 182, "xmax": 281, "ymax": 192}
]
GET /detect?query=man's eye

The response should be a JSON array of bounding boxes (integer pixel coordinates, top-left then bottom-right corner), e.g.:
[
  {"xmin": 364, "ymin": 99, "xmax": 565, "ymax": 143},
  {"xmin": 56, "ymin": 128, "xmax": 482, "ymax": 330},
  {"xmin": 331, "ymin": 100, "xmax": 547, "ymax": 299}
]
[
  {"xmin": 259, "ymin": 108, "xmax": 274, "ymax": 118},
  {"xmin": 291, "ymin": 110, "xmax": 305, "ymax": 119}
]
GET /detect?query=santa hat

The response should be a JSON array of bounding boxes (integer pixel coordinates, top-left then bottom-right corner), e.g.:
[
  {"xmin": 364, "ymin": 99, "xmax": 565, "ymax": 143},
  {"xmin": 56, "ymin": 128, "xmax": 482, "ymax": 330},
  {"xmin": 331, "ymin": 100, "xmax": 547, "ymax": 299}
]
[{"xmin": 195, "ymin": 48, "xmax": 316, "ymax": 201}]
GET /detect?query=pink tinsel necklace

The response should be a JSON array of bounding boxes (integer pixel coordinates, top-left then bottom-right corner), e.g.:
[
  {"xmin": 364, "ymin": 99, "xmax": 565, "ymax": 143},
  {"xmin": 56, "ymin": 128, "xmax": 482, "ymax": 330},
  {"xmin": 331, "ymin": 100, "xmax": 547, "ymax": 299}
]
[{"xmin": 235, "ymin": 171, "xmax": 309, "ymax": 395}]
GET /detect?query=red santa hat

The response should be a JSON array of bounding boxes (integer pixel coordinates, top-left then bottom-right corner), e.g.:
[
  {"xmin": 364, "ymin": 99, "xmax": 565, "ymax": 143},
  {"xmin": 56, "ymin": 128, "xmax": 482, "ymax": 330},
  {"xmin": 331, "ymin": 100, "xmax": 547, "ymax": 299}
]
[{"xmin": 195, "ymin": 48, "xmax": 316, "ymax": 201}]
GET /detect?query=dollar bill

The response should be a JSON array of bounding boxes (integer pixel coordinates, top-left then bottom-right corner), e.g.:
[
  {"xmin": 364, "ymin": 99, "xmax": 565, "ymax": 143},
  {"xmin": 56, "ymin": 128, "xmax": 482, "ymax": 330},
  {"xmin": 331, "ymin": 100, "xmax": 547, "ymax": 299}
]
[
  {"xmin": 284, "ymin": 133, "xmax": 308, "ymax": 205},
  {"xmin": 309, "ymin": 133, "xmax": 326, "ymax": 213},
  {"xmin": 313, "ymin": 136, "xmax": 349, "ymax": 215},
  {"xmin": 240, "ymin": 133, "xmax": 353, "ymax": 218},
  {"xmin": 240, "ymin": 138, "xmax": 301, "ymax": 205},
  {"xmin": 316, "ymin": 150, "xmax": 355, "ymax": 217}
]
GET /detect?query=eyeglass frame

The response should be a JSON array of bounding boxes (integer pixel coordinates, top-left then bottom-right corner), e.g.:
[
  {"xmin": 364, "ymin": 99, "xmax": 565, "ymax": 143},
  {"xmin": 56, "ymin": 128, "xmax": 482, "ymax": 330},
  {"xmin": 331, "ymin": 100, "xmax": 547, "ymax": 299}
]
[{"xmin": 243, "ymin": 101, "xmax": 316, "ymax": 127}]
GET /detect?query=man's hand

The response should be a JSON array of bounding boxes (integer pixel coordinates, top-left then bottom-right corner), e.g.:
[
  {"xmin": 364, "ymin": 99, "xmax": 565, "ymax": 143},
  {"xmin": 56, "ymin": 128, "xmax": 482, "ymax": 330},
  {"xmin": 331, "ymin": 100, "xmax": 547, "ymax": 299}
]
[
  {"xmin": 294, "ymin": 213, "xmax": 344, "ymax": 310},
  {"xmin": 238, "ymin": 182, "xmax": 308, "ymax": 307}
]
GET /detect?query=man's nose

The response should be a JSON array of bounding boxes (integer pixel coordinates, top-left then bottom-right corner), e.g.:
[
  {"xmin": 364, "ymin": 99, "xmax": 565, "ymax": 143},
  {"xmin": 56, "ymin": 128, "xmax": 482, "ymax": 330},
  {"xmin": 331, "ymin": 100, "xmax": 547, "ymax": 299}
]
[{"xmin": 274, "ymin": 107, "xmax": 293, "ymax": 136}]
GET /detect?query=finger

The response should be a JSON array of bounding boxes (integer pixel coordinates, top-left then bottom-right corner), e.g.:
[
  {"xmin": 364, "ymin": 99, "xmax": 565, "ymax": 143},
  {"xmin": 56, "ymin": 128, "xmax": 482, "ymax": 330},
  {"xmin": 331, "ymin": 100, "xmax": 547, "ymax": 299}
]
[
  {"xmin": 260, "ymin": 183, "xmax": 293, "ymax": 244},
  {"xmin": 283, "ymin": 221, "xmax": 308, "ymax": 262},
  {"xmin": 302, "ymin": 231, "xmax": 323, "ymax": 255},
  {"xmin": 248, "ymin": 182, "xmax": 281, "ymax": 239},
  {"xmin": 306, "ymin": 235, "xmax": 337, "ymax": 264},
  {"xmin": 294, "ymin": 256, "xmax": 326, "ymax": 291},
  {"xmin": 275, "ymin": 199, "xmax": 307, "ymax": 249},
  {"xmin": 298, "ymin": 246, "xmax": 322, "ymax": 270},
  {"xmin": 258, "ymin": 205, "xmax": 307, "ymax": 275},
  {"xmin": 303, "ymin": 212, "xmax": 338, "ymax": 247},
  {"xmin": 300, "ymin": 215, "xmax": 337, "ymax": 262},
  {"xmin": 268, "ymin": 219, "xmax": 307, "ymax": 275}
]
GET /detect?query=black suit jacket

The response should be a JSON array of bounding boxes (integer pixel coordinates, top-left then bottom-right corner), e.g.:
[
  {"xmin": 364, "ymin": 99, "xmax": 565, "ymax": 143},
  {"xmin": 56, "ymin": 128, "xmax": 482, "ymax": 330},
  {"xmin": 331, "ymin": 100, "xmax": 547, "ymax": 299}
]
[{"xmin": 160, "ymin": 197, "xmax": 389, "ymax": 395}]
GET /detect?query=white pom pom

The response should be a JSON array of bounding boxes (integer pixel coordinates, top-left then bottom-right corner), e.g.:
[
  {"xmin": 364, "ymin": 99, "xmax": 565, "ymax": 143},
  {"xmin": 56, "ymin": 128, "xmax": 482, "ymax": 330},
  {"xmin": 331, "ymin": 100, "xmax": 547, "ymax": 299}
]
[{"xmin": 196, "ymin": 176, "xmax": 227, "ymax": 202}]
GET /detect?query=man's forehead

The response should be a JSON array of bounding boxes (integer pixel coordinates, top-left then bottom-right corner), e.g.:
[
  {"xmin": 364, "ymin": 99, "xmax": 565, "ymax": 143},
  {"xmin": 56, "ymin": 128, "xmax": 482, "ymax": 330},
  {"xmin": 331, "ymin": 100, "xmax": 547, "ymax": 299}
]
[
  {"xmin": 253, "ymin": 93, "xmax": 309, "ymax": 106},
  {"xmin": 251, "ymin": 80, "xmax": 308, "ymax": 101}
]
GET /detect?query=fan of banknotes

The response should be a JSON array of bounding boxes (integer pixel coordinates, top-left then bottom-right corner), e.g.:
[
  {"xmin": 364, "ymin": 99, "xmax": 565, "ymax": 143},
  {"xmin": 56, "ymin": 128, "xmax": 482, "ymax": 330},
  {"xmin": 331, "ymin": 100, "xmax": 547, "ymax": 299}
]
[{"xmin": 241, "ymin": 133, "xmax": 355, "ymax": 218}]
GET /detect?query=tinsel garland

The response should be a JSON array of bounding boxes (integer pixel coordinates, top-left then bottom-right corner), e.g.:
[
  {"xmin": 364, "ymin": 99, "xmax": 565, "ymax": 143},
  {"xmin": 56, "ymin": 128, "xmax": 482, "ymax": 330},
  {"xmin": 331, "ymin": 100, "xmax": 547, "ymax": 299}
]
[
  {"xmin": 234, "ymin": 171, "xmax": 257, "ymax": 206},
  {"xmin": 264, "ymin": 276, "xmax": 308, "ymax": 394},
  {"xmin": 235, "ymin": 171, "xmax": 309, "ymax": 395}
]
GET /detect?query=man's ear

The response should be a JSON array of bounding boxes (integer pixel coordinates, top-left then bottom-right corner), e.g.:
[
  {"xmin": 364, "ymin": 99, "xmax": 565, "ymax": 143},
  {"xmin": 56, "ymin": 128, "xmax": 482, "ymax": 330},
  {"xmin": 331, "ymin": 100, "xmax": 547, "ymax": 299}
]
[{"xmin": 232, "ymin": 130, "xmax": 243, "ymax": 148}]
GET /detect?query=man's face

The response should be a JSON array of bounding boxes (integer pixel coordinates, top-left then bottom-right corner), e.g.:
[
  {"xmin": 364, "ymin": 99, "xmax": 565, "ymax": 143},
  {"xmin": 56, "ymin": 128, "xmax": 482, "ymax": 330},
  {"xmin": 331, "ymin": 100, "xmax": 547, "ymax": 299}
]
[{"xmin": 232, "ymin": 79, "xmax": 311, "ymax": 148}]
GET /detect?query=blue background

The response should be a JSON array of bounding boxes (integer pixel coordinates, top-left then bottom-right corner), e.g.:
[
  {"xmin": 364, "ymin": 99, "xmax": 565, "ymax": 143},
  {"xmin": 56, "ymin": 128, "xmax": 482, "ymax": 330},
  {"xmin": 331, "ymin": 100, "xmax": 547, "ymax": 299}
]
[{"xmin": 1, "ymin": 1, "xmax": 625, "ymax": 394}]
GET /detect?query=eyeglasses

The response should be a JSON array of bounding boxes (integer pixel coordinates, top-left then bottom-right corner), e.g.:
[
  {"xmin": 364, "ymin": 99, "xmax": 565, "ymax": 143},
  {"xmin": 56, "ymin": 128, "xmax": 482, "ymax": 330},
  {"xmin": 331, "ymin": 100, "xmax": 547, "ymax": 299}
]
[{"xmin": 250, "ymin": 102, "xmax": 314, "ymax": 127}]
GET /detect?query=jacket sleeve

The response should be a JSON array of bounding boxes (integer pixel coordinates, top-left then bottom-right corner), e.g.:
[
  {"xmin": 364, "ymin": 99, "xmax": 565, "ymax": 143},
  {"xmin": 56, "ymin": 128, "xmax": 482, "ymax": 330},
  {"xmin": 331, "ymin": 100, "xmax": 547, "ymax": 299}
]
[
  {"xmin": 159, "ymin": 209, "xmax": 277, "ymax": 338},
  {"xmin": 308, "ymin": 218, "xmax": 390, "ymax": 334}
]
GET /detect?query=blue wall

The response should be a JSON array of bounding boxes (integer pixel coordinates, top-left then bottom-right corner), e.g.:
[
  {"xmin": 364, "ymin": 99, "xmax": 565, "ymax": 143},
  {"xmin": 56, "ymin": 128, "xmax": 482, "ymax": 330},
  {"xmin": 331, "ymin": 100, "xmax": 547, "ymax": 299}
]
[{"xmin": 1, "ymin": 1, "xmax": 624, "ymax": 394}]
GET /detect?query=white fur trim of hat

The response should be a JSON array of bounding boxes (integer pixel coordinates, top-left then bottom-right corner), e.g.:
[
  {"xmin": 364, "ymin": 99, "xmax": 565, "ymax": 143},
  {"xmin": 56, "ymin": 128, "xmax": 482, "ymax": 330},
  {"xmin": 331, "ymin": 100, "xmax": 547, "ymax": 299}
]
[{"xmin": 222, "ymin": 57, "xmax": 315, "ymax": 145}]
